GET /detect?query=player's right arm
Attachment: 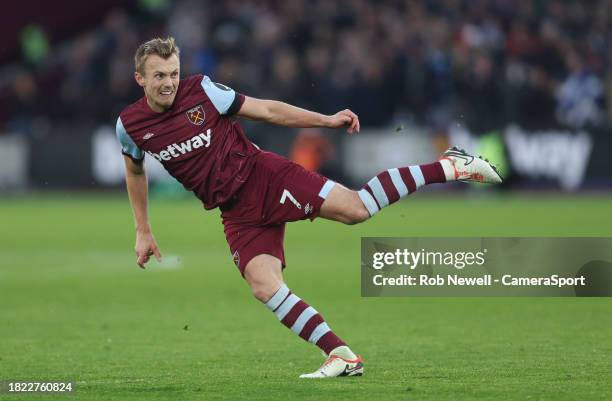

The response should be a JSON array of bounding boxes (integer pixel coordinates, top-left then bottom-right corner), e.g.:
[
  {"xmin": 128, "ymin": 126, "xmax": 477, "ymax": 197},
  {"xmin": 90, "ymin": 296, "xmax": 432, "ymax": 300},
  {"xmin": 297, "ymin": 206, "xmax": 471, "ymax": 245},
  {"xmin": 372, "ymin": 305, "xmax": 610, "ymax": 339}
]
[
  {"xmin": 117, "ymin": 117, "xmax": 162, "ymax": 269},
  {"xmin": 123, "ymin": 156, "xmax": 162, "ymax": 268}
]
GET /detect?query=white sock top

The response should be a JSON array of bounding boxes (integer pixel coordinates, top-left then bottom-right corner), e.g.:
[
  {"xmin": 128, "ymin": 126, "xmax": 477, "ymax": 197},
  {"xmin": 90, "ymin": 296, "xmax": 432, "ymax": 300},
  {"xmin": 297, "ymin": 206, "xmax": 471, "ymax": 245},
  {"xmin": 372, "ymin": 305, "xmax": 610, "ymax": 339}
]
[
  {"xmin": 439, "ymin": 158, "xmax": 456, "ymax": 181},
  {"xmin": 329, "ymin": 345, "xmax": 357, "ymax": 360}
]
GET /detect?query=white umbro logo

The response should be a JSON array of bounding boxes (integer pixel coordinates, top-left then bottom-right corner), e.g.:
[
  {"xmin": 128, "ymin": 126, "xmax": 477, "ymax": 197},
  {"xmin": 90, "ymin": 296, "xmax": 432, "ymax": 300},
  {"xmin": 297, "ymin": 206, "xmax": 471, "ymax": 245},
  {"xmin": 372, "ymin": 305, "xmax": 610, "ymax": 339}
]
[{"xmin": 143, "ymin": 132, "xmax": 155, "ymax": 140}]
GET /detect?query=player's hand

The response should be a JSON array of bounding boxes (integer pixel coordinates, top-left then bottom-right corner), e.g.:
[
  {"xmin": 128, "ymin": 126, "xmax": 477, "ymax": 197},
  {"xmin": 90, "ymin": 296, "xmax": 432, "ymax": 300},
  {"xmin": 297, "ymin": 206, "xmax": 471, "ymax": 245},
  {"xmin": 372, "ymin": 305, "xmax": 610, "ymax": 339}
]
[
  {"xmin": 135, "ymin": 231, "xmax": 162, "ymax": 269},
  {"xmin": 328, "ymin": 109, "xmax": 360, "ymax": 134}
]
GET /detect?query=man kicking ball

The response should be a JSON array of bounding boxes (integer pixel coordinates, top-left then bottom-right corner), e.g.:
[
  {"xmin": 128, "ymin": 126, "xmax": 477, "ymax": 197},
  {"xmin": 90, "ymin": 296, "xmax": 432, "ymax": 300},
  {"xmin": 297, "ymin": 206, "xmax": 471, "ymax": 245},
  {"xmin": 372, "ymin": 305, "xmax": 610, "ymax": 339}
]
[{"xmin": 116, "ymin": 37, "xmax": 502, "ymax": 379}]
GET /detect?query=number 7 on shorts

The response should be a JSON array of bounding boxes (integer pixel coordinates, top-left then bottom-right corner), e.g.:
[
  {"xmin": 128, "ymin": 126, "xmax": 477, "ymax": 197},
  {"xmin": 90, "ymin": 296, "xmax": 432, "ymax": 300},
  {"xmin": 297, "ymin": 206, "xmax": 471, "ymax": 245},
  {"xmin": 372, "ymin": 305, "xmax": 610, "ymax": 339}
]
[{"xmin": 280, "ymin": 189, "xmax": 302, "ymax": 210}]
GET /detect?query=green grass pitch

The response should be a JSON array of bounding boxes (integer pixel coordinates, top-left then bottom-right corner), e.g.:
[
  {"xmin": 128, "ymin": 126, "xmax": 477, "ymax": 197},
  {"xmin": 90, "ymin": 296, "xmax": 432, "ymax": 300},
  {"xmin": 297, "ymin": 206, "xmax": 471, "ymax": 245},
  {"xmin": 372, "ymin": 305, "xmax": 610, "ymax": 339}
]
[{"xmin": 1, "ymin": 193, "xmax": 612, "ymax": 400}]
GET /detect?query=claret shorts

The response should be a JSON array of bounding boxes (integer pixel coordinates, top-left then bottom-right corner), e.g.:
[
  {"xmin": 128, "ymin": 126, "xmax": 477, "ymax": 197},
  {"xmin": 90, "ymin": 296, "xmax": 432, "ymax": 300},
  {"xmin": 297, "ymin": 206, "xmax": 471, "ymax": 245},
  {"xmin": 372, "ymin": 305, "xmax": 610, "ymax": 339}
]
[{"xmin": 219, "ymin": 151, "xmax": 335, "ymax": 276}]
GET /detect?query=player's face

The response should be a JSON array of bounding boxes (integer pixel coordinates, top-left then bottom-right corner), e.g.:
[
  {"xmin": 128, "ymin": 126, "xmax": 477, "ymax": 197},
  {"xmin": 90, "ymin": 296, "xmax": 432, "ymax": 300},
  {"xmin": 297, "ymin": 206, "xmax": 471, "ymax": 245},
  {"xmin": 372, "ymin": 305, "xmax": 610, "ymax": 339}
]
[{"xmin": 136, "ymin": 54, "xmax": 180, "ymax": 112}]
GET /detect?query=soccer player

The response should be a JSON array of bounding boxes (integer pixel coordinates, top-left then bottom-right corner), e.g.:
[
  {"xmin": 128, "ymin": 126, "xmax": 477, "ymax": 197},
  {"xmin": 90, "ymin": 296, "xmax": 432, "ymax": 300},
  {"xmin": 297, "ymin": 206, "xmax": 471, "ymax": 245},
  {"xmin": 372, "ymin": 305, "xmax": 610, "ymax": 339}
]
[{"xmin": 116, "ymin": 37, "xmax": 502, "ymax": 379}]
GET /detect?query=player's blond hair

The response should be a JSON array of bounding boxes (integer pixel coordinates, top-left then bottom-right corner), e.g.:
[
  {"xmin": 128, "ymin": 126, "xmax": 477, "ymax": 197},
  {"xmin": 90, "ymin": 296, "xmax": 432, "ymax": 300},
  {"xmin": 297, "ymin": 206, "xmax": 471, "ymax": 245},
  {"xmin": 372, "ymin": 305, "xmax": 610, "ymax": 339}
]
[{"xmin": 134, "ymin": 37, "xmax": 180, "ymax": 74}]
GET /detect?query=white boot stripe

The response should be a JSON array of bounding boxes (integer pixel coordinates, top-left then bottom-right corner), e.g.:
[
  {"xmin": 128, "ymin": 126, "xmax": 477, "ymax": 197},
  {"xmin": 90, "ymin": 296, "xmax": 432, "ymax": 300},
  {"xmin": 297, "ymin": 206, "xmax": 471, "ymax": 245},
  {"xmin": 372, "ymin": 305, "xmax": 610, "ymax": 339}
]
[
  {"xmin": 409, "ymin": 165, "xmax": 425, "ymax": 188},
  {"xmin": 265, "ymin": 284, "xmax": 289, "ymax": 311},
  {"xmin": 358, "ymin": 189, "xmax": 379, "ymax": 216},
  {"xmin": 291, "ymin": 306, "xmax": 317, "ymax": 334},
  {"xmin": 367, "ymin": 176, "xmax": 389, "ymax": 208},
  {"xmin": 274, "ymin": 294, "xmax": 300, "ymax": 320},
  {"xmin": 388, "ymin": 168, "xmax": 409, "ymax": 196}
]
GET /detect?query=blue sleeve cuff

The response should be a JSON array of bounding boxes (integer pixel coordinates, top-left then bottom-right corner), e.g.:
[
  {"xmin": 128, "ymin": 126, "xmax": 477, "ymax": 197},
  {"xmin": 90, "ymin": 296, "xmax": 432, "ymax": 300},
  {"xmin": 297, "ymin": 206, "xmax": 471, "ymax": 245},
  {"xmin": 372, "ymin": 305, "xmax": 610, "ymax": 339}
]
[
  {"xmin": 116, "ymin": 117, "xmax": 144, "ymax": 160},
  {"xmin": 201, "ymin": 75, "xmax": 241, "ymax": 115}
]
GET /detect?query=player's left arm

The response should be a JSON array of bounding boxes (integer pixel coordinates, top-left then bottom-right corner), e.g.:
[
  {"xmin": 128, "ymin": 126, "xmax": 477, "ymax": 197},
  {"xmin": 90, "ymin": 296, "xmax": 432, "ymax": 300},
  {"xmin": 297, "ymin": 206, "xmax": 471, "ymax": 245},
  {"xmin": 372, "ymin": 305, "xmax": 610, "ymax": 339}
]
[
  {"xmin": 237, "ymin": 97, "xmax": 360, "ymax": 134},
  {"xmin": 201, "ymin": 76, "xmax": 359, "ymax": 133}
]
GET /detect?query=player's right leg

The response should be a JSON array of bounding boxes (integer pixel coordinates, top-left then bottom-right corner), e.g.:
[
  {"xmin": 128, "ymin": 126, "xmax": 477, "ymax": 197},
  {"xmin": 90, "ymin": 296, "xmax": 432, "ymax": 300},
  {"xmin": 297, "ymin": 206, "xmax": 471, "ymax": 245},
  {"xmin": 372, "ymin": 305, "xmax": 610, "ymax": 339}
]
[
  {"xmin": 243, "ymin": 254, "xmax": 363, "ymax": 378},
  {"xmin": 243, "ymin": 254, "xmax": 284, "ymax": 303},
  {"xmin": 320, "ymin": 147, "xmax": 502, "ymax": 223}
]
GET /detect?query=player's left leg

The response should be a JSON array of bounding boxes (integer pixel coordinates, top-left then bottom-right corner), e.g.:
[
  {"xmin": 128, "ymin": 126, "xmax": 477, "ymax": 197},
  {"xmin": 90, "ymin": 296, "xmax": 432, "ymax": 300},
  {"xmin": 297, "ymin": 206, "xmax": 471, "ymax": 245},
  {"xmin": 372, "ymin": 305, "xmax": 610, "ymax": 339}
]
[
  {"xmin": 244, "ymin": 254, "xmax": 364, "ymax": 378},
  {"xmin": 319, "ymin": 161, "xmax": 449, "ymax": 224},
  {"xmin": 320, "ymin": 147, "xmax": 503, "ymax": 223},
  {"xmin": 319, "ymin": 182, "xmax": 370, "ymax": 224}
]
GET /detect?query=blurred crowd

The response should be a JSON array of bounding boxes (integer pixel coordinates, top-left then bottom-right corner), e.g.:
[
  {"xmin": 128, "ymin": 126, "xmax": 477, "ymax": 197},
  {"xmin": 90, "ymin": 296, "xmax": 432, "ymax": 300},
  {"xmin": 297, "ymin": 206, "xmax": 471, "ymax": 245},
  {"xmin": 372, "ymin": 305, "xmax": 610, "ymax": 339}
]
[{"xmin": 2, "ymin": 0, "xmax": 612, "ymax": 138}]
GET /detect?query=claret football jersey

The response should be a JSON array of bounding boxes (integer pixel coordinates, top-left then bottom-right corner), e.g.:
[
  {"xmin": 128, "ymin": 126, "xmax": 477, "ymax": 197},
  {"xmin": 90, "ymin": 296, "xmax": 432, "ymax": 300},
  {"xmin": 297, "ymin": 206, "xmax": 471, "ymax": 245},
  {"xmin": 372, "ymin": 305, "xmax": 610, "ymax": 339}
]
[{"xmin": 116, "ymin": 75, "xmax": 260, "ymax": 209}]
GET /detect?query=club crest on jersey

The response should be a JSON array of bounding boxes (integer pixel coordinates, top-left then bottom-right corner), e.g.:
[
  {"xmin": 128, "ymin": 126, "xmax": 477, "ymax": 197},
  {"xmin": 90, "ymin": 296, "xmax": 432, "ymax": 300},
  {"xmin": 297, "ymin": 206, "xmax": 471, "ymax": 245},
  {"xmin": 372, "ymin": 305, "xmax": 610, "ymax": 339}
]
[{"xmin": 186, "ymin": 105, "xmax": 205, "ymax": 125}]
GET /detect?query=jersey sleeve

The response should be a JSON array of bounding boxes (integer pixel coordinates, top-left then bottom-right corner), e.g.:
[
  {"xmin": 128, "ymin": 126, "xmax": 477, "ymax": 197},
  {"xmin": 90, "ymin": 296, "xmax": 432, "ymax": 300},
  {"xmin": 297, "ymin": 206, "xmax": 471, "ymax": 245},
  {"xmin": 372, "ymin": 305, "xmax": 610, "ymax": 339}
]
[
  {"xmin": 200, "ymin": 75, "xmax": 245, "ymax": 116},
  {"xmin": 116, "ymin": 117, "xmax": 144, "ymax": 161}
]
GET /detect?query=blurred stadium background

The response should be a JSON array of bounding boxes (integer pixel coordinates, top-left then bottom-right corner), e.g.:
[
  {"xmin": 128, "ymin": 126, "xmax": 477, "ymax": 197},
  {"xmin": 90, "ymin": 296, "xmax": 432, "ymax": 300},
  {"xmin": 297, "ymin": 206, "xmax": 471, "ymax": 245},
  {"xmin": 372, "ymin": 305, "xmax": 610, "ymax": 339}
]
[
  {"xmin": 2, "ymin": 1, "xmax": 612, "ymax": 400},
  {"xmin": 2, "ymin": 0, "xmax": 612, "ymax": 191}
]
